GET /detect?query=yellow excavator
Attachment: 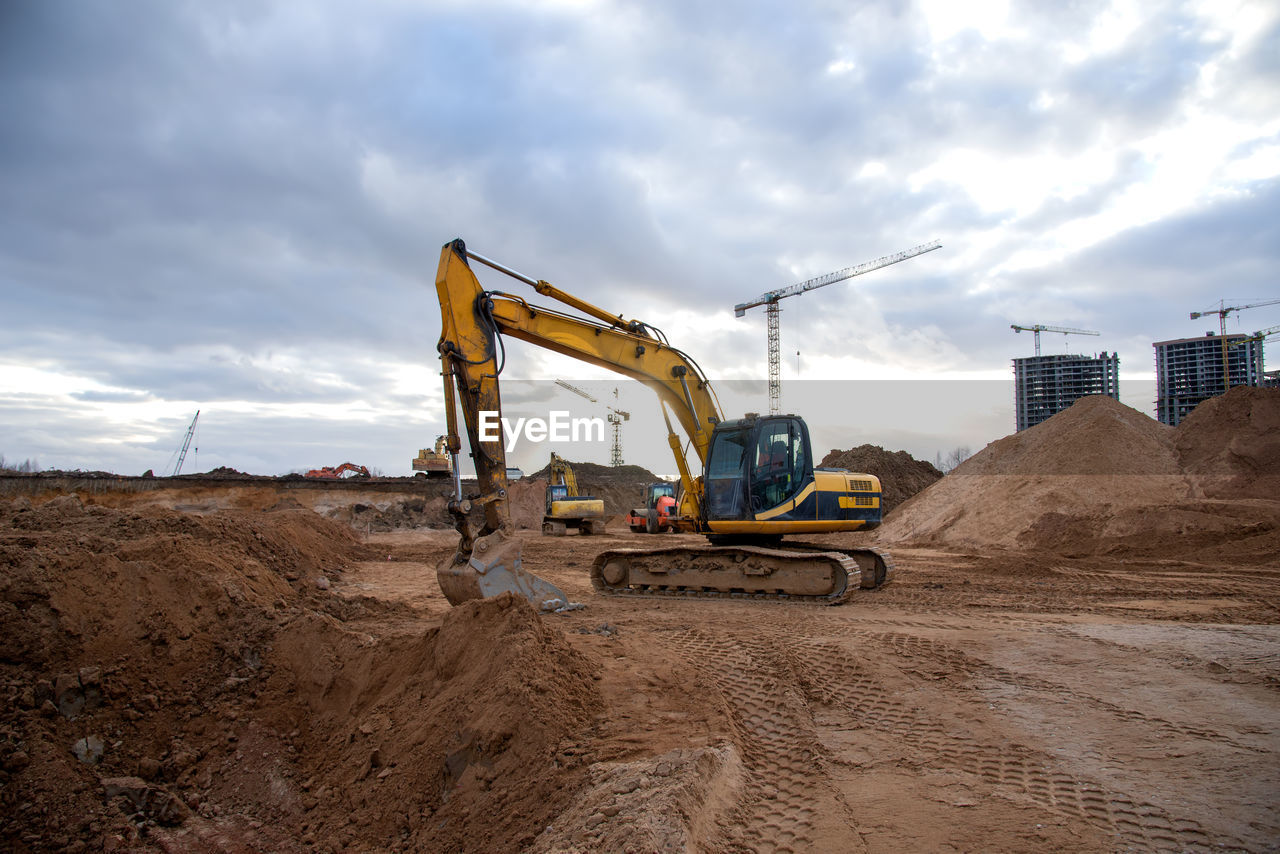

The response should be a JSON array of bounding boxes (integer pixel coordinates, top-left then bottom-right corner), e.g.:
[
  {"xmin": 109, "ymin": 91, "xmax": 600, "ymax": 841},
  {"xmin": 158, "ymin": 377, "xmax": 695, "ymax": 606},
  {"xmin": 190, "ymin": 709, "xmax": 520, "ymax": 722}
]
[
  {"xmin": 412, "ymin": 436, "xmax": 452, "ymax": 477},
  {"xmin": 434, "ymin": 238, "xmax": 892, "ymax": 610},
  {"xmin": 543, "ymin": 452, "xmax": 606, "ymax": 536}
]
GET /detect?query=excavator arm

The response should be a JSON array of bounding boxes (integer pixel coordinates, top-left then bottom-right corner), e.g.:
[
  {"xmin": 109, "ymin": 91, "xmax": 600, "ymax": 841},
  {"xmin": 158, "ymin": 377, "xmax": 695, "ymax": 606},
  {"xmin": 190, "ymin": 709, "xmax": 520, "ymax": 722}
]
[{"xmin": 434, "ymin": 237, "xmax": 722, "ymax": 608}]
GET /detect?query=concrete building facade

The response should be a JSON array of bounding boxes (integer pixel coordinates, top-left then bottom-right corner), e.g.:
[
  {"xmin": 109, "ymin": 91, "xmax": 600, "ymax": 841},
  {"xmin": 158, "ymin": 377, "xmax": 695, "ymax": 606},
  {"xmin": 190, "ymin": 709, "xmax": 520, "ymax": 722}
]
[
  {"xmin": 1154, "ymin": 332, "xmax": 1265, "ymax": 425},
  {"xmin": 1013, "ymin": 352, "xmax": 1120, "ymax": 432}
]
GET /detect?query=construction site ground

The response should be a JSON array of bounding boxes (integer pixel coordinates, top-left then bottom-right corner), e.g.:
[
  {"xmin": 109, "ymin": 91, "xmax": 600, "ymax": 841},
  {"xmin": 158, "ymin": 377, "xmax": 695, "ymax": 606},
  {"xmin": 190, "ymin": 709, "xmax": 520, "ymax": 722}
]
[
  {"xmin": 2, "ymin": 389, "xmax": 1278, "ymax": 852},
  {"xmin": 363, "ymin": 530, "xmax": 1280, "ymax": 853},
  {"xmin": 2, "ymin": 512, "xmax": 1276, "ymax": 852}
]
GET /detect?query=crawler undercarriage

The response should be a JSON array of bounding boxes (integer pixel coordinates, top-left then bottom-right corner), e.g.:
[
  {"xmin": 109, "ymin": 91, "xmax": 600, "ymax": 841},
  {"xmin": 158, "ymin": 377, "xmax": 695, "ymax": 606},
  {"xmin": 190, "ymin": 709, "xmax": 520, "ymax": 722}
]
[{"xmin": 591, "ymin": 541, "xmax": 894, "ymax": 604}]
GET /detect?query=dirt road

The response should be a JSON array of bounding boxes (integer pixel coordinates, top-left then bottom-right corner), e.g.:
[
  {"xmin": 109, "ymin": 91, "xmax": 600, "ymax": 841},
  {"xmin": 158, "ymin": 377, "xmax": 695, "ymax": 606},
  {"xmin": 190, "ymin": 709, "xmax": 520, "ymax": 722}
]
[{"xmin": 341, "ymin": 528, "xmax": 1279, "ymax": 853}]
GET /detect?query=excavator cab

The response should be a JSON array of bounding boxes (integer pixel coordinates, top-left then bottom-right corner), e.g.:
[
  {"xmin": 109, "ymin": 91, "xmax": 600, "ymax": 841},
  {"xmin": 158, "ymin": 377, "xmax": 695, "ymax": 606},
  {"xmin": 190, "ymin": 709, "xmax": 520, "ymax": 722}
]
[
  {"xmin": 704, "ymin": 414, "xmax": 813, "ymax": 525},
  {"xmin": 545, "ymin": 483, "xmax": 570, "ymax": 514}
]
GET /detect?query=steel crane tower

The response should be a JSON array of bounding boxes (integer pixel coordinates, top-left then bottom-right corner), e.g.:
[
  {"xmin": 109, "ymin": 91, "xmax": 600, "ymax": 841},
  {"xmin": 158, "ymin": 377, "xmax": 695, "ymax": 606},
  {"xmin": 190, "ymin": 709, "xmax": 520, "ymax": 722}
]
[
  {"xmin": 1010, "ymin": 324, "xmax": 1099, "ymax": 356},
  {"xmin": 735, "ymin": 240, "xmax": 942, "ymax": 414},
  {"xmin": 555, "ymin": 380, "xmax": 631, "ymax": 465},
  {"xmin": 1190, "ymin": 299, "xmax": 1280, "ymax": 393}
]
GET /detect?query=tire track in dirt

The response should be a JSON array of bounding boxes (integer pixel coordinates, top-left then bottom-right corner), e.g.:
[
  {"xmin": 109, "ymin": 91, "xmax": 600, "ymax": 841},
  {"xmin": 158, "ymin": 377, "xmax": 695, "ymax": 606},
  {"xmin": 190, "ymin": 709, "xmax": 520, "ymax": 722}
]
[
  {"xmin": 671, "ymin": 628, "xmax": 852, "ymax": 853},
  {"xmin": 706, "ymin": 610, "xmax": 1261, "ymax": 749},
  {"xmin": 858, "ymin": 631, "xmax": 1255, "ymax": 750},
  {"xmin": 788, "ymin": 635, "xmax": 1236, "ymax": 852}
]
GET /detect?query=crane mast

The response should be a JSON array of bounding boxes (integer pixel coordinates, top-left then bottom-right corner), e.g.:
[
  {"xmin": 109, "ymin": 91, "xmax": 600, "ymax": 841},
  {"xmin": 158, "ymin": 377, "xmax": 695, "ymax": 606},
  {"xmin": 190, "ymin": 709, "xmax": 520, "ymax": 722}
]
[
  {"xmin": 172, "ymin": 410, "xmax": 199, "ymax": 476},
  {"xmin": 555, "ymin": 379, "xmax": 631, "ymax": 465},
  {"xmin": 735, "ymin": 240, "xmax": 941, "ymax": 414}
]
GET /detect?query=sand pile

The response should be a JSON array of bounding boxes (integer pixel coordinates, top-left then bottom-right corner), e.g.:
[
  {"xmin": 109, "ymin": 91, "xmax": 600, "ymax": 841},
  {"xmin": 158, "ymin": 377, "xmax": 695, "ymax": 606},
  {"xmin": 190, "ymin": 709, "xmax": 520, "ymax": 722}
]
[
  {"xmin": 0, "ymin": 497, "xmax": 601, "ymax": 851},
  {"xmin": 819, "ymin": 445, "xmax": 942, "ymax": 513},
  {"xmin": 881, "ymin": 391, "xmax": 1280, "ymax": 562},
  {"xmin": 1175, "ymin": 386, "xmax": 1280, "ymax": 499},
  {"xmin": 957, "ymin": 394, "xmax": 1180, "ymax": 475}
]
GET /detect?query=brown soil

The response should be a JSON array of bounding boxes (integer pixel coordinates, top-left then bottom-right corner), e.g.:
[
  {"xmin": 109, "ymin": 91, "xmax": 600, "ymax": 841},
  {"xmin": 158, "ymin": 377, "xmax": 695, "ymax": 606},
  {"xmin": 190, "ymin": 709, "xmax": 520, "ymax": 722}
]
[
  {"xmin": 0, "ymin": 499, "xmax": 600, "ymax": 852},
  {"xmin": 525, "ymin": 460, "xmax": 663, "ymax": 485},
  {"xmin": 0, "ymin": 470, "xmax": 651, "ymax": 534},
  {"xmin": 1, "ymin": 388, "xmax": 1277, "ymax": 852},
  {"xmin": 880, "ymin": 391, "xmax": 1280, "ymax": 562},
  {"xmin": 1175, "ymin": 386, "xmax": 1280, "ymax": 499},
  {"xmin": 819, "ymin": 445, "xmax": 943, "ymax": 513}
]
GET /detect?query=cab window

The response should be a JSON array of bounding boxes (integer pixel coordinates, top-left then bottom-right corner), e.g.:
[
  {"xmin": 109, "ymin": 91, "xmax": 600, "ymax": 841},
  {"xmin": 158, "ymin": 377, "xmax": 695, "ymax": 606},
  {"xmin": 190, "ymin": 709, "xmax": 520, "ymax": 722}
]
[{"xmin": 751, "ymin": 419, "xmax": 806, "ymax": 510}]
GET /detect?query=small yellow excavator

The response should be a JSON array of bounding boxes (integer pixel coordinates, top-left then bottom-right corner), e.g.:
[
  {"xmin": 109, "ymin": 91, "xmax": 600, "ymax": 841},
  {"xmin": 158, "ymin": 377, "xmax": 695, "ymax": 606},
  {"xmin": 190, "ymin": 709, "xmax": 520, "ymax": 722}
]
[
  {"xmin": 543, "ymin": 452, "xmax": 606, "ymax": 536},
  {"xmin": 433, "ymin": 238, "xmax": 892, "ymax": 610}
]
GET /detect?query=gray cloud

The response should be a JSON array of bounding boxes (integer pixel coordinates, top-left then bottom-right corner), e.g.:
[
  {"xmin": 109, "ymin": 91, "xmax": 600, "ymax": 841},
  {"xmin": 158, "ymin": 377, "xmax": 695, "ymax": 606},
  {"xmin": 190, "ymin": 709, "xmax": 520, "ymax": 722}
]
[{"xmin": 1, "ymin": 0, "xmax": 1277, "ymax": 474}]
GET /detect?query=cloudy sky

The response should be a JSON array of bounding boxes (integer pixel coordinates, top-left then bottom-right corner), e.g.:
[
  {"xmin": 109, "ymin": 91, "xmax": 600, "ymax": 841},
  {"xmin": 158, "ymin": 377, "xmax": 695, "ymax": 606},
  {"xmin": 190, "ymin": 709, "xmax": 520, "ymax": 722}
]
[{"xmin": 1, "ymin": 0, "xmax": 1278, "ymax": 477}]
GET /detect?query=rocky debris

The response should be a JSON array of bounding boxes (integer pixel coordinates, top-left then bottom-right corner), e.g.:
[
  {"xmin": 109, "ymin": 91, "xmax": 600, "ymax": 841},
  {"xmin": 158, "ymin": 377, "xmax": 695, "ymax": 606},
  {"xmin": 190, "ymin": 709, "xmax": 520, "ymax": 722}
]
[
  {"xmin": 576, "ymin": 623, "xmax": 620, "ymax": 637},
  {"xmin": 3, "ymin": 748, "xmax": 31, "ymax": 773},
  {"xmin": 101, "ymin": 776, "xmax": 191, "ymax": 825},
  {"xmin": 819, "ymin": 444, "xmax": 943, "ymax": 513},
  {"xmin": 73, "ymin": 735, "xmax": 104, "ymax": 765},
  {"xmin": 50, "ymin": 667, "xmax": 105, "ymax": 719}
]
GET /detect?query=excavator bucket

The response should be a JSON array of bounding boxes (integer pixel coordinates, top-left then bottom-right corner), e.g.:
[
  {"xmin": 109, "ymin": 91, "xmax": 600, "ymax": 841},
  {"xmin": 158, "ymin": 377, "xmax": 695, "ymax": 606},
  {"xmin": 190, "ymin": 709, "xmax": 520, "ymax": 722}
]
[{"xmin": 436, "ymin": 529, "xmax": 570, "ymax": 611}]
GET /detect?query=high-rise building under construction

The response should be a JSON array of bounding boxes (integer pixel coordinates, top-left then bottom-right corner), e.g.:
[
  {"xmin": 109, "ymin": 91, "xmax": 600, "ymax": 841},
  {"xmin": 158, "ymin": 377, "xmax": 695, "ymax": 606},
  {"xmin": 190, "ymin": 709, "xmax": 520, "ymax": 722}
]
[
  {"xmin": 1013, "ymin": 352, "xmax": 1120, "ymax": 432},
  {"xmin": 1154, "ymin": 332, "xmax": 1265, "ymax": 425}
]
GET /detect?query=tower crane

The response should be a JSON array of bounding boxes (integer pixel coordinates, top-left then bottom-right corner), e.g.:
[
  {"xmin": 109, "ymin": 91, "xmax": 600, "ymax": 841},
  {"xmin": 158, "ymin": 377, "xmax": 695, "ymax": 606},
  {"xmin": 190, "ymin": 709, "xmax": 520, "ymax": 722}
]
[
  {"xmin": 1010, "ymin": 324, "xmax": 1099, "ymax": 356},
  {"xmin": 1230, "ymin": 324, "xmax": 1280, "ymax": 345},
  {"xmin": 607, "ymin": 387, "xmax": 630, "ymax": 467},
  {"xmin": 735, "ymin": 240, "xmax": 942, "ymax": 415},
  {"xmin": 1190, "ymin": 299, "xmax": 1280, "ymax": 394},
  {"xmin": 554, "ymin": 379, "xmax": 631, "ymax": 465}
]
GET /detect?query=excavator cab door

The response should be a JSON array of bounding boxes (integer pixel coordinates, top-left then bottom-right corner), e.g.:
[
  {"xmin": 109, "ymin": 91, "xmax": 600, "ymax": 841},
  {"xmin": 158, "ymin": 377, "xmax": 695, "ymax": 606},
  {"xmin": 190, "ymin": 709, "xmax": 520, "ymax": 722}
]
[
  {"xmin": 749, "ymin": 418, "xmax": 810, "ymax": 513},
  {"xmin": 703, "ymin": 424, "xmax": 751, "ymax": 520}
]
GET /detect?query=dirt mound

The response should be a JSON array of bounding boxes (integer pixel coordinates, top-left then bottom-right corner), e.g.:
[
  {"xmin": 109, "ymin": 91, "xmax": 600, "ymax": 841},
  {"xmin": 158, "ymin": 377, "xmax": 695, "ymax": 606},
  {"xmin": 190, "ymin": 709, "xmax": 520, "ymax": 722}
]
[
  {"xmin": 819, "ymin": 445, "xmax": 942, "ymax": 513},
  {"xmin": 526, "ymin": 460, "xmax": 662, "ymax": 485},
  {"xmin": 957, "ymin": 394, "xmax": 1179, "ymax": 475},
  {"xmin": 1175, "ymin": 385, "xmax": 1280, "ymax": 498},
  {"xmin": 880, "ymin": 392, "xmax": 1280, "ymax": 562},
  {"xmin": 512, "ymin": 461, "xmax": 665, "ymax": 524},
  {"xmin": 269, "ymin": 592, "xmax": 601, "ymax": 852},
  {"xmin": 0, "ymin": 497, "xmax": 602, "ymax": 852}
]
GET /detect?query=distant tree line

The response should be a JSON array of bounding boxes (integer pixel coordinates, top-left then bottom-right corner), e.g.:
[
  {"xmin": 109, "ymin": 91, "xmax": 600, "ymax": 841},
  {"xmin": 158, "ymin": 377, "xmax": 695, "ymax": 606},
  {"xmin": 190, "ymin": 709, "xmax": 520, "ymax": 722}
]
[{"xmin": 0, "ymin": 454, "xmax": 41, "ymax": 473}]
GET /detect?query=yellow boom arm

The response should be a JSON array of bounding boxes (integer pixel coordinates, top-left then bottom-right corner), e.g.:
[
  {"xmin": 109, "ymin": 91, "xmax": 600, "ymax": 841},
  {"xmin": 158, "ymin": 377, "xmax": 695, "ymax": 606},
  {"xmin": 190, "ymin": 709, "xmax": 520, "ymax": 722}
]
[
  {"xmin": 436, "ymin": 238, "xmax": 722, "ymax": 512},
  {"xmin": 433, "ymin": 238, "xmax": 722, "ymax": 608}
]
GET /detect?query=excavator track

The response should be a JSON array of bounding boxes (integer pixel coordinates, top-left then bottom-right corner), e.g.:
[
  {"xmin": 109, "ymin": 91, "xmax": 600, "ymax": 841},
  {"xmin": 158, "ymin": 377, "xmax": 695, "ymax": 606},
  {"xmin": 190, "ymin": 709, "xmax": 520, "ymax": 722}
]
[{"xmin": 590, "ymin": 542, "xmax": 894, "ymax": 605}]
